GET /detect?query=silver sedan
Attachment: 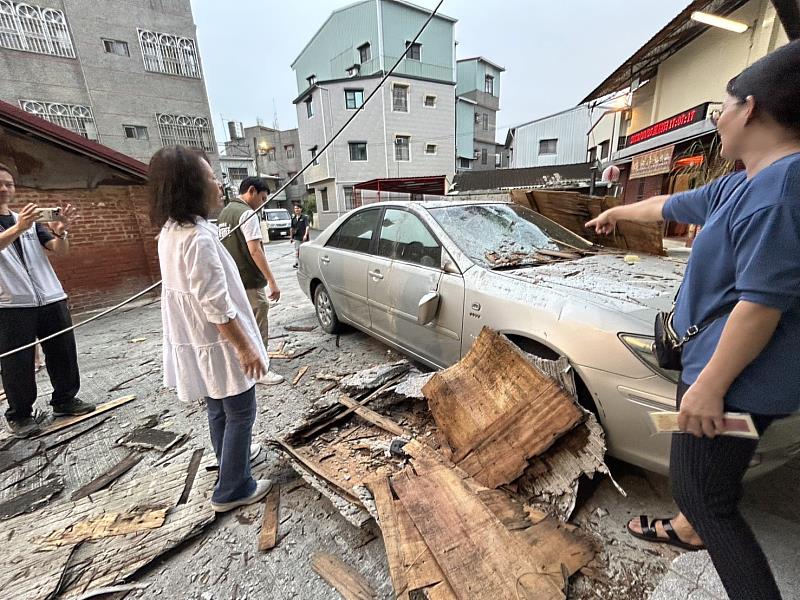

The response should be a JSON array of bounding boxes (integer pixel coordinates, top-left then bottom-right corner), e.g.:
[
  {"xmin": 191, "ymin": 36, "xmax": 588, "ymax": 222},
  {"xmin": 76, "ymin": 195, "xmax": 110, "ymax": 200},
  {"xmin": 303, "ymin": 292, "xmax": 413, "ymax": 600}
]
[{"xmin": 296, "ymin": 200, "xmax": 800, "ymax": 476}]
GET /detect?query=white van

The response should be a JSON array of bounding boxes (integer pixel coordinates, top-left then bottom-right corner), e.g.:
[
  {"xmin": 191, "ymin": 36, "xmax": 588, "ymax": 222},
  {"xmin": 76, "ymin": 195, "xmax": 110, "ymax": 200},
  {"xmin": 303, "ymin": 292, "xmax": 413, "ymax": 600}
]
[{"xmin": 262, "ymin": 208, "xmax": 292, "ymax": 240}]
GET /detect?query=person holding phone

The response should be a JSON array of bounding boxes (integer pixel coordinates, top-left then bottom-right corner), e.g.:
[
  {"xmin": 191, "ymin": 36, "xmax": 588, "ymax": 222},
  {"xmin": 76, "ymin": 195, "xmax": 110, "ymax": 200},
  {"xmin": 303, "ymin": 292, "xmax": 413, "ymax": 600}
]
[
  {"xmin": 0, "ymin": 162, "xmax": 94, "ymax": 438},
  {"xmin": 148, "ymin": 146, "xmax": 272, "ymax": 512}
]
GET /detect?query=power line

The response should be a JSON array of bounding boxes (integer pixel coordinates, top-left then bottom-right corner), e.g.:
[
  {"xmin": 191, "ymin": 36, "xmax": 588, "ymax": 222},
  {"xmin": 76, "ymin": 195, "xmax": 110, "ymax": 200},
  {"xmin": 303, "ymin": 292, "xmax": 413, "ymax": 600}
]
[{"xmin": 0, "ymin": 0, "xmax": 447, "ymax": 360}]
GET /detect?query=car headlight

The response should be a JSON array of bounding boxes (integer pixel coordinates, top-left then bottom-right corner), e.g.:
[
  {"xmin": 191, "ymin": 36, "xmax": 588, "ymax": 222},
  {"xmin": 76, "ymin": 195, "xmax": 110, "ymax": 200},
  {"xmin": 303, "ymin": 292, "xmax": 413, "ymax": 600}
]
[{"xmin": 618, "ymin": 333, "xmax": 681, "ymax": 384}]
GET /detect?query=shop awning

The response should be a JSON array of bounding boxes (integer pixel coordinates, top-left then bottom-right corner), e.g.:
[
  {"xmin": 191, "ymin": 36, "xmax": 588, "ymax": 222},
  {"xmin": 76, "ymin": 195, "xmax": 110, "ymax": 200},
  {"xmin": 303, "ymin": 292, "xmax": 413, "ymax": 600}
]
[{"xmin": 354, "ymin": 176, "xmax": 448, "ymax": 195}]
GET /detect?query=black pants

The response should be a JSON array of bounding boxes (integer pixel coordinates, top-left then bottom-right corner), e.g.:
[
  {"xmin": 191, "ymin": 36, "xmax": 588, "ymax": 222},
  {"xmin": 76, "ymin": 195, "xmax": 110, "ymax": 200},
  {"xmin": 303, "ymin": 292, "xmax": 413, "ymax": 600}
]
[
  {"xmin": 0, "ymin": 300, "xmax": 80, "ymax": 421},
  {"xmin": 671, "ymin": 381, "xmax": 783, "ymax": 600}
]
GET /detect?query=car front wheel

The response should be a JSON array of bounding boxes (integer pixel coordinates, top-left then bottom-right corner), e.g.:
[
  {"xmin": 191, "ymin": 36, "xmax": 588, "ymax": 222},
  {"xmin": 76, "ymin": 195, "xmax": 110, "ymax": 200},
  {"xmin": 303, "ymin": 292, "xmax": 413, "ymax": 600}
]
[{"xmin": 314, "ymin": 283, "xmax": 341, "ymax": 334}]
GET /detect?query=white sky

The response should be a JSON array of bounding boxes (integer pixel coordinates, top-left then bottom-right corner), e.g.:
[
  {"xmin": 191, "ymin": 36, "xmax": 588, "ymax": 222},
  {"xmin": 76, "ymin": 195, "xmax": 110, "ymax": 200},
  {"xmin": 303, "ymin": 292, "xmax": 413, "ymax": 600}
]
[{"xmin": 191, "ymin": 0, "xmax": 689, "ymax": 149}]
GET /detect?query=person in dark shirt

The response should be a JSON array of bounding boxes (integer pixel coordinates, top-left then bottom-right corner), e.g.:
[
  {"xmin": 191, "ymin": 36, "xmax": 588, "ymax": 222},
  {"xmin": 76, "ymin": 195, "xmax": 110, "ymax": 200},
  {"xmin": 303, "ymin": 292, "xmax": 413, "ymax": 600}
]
[
  {"xmin": 290, "ymin": 203, "xmax": 310, "ymax": 268},
  {"xmin": 587, "ymin": 41, "xmax": 800, "ymax": 600}
]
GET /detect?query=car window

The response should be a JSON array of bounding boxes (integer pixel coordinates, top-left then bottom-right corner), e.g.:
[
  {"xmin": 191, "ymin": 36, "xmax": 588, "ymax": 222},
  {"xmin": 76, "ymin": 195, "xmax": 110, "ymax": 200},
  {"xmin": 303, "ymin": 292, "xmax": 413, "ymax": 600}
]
[
  {"xmin": 266, "ymin": 210, "xmax": 290, "ymax": 221},
  {"xmin": 377, "ymin": 209, "xmax": 441, "ymax": 268},
  {"xmin": 327, "ymin": 209, "xmax": 380, "ymax": 253}
]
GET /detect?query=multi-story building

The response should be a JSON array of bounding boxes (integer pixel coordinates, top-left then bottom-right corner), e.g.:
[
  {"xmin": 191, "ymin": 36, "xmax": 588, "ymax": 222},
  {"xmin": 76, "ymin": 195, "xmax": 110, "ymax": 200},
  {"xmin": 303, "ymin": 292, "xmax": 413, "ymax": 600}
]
[
  {"xmin": 586, "ymin": 0, "xmax": 794, "ymax": 211},
  {"xmin": 291, "ymin": 0, "xmax": 457, "ymax": 228},
  {"xmin": 0, "ymin": 0, "xmax": 216, "ymax": 165},
  {"xmin": 222, "ymin": 123, "xmax": 306, "ymax": 209},
  {"xmin": 455, "ymin": 56, "xmax": 504, "ymax": 172}
]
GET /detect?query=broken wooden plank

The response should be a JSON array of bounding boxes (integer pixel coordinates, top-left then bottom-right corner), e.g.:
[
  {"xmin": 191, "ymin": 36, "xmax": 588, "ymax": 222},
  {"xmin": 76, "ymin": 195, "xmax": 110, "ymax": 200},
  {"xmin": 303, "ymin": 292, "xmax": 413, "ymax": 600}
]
[
  {"xmin": 337, "ymin": 396, "xmax": 409, "ymax": 438},
  {"xmin": 284, "ymin": 324, "xmax": 318, "ymax": 332},
  {"xmin": 293, "ymin": 365, "xmax": 310, "ymax": 386},
  {"xmin": 44, "ymin": 415, "xmax": 111, "ymax": 451},
  {"xmin": 177, "ymin": 448, "xmax": 204, "ymax": 505},
  {"xmin": 33, "ymin": 395, "xmax": 136, "ymax": 438},
  {"xmin": 0, "ymin": 478, "xmax": 63, "ymax": 520},
  {"xmin": 38, "ymin": 507, "xmax": 169, "ymax": 547},
  {"xmin": 422, "ymin": 328, "xmax": 583, "ymax": 488},
  {"xmin": 311, "ymin": 553, "xmax": 375, "ymax": 600},
  {"xmin": 0, "ymin": 439, "xmax": 43, "ymax": 474},
  {"xmin": 273, "ymin": 439, "xmax": 362, "ymax": 505},
  {"xmin": 392, "ymin": 463, "xmax": 566, "ymax": 600},
  {"xmin": 71, "ymin": 452, "xmax": 143, "ymax": 501},
  {"xmin": 289, "ymin": 346, "xmax": 317, "ymax": 361},
  {"xmin": 258, "ymin": 485, "xmax": 280, "ymax": 551},
  {"xmin": 120, "ymin": 427, "xmax": 182, "ymax": 452}
]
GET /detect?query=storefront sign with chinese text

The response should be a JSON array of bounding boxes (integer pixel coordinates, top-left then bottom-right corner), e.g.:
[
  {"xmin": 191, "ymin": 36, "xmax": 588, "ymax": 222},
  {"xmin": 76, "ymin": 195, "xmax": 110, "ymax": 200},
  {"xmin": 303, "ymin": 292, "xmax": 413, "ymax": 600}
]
[
  {"xmin": 630, "ymin": 145, "xmax": 675, "ymax": 179},
  {"xmin": 626, "ymin": 103, "xmax": 709, "ymax": 147}
]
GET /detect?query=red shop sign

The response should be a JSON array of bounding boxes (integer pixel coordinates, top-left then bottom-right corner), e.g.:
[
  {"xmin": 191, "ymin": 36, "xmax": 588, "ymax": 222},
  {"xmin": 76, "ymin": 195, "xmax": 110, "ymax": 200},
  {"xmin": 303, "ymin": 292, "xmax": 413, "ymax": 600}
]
[{"xmin": 626, "ymin": 103, "xmax": 710, "ymax": 147}]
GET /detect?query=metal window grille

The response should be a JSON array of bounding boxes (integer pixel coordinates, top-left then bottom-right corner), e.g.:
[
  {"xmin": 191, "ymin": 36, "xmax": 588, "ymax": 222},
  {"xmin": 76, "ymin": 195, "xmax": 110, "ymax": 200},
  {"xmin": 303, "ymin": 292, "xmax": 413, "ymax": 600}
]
[
  {"xmin": 285, "ymin": 145, "xmax": 295, "ymax": 158},
  {"xmin": 395, "ymin": 136, "xmax": 410, "ymax": 161},
  {"xmin": 156, "ymin": 113, "xmax": 215, "ymax": 152},
  {"xmin": 0, "ymin": 1, "xmax": 74, "ymax": 57},
  {"xmin": 20, "ymin": 100, "xmax": 98, "ymax": 139},
  {"xmin": 392, "ymin": 85, "xmax": 408, "ymax": 112},
  {"xmin": 138, "ymin": 29, "xmax": 200, "ymax": 79}
]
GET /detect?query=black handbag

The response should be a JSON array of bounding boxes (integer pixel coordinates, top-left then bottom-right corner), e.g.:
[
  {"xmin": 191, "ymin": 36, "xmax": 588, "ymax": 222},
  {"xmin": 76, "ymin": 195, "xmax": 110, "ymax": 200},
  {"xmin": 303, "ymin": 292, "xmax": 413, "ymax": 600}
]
[{"xmin": 653, "ymin": 302, "xmax": 738, "ymax": 371}]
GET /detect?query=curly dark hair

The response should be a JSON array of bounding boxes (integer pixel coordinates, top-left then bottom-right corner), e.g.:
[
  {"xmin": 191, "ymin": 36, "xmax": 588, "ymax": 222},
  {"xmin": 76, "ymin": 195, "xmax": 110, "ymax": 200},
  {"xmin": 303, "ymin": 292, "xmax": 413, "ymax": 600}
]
[{"xmin": 148, "ymin": 146, "xmax": 213, "ymax": 227}]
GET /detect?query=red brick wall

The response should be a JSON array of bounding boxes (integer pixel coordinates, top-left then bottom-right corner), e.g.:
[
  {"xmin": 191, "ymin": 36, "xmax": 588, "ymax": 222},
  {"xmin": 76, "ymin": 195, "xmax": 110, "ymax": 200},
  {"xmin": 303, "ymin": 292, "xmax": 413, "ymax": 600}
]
[{"xmin": 14, "ymin": 184, "xmax": 161, "ymax": 314}]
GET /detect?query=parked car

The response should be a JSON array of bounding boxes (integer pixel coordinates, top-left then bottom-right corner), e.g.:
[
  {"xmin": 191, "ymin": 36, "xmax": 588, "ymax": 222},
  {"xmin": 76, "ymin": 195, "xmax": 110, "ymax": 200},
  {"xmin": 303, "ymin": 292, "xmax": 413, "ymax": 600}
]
[
  {"xmin": 262, "ymin": 208, "xmax": 292, "ymax": 240},
  {"xmin": 296, "ymin": 201, "xmax": 800, "ymax": 477}
]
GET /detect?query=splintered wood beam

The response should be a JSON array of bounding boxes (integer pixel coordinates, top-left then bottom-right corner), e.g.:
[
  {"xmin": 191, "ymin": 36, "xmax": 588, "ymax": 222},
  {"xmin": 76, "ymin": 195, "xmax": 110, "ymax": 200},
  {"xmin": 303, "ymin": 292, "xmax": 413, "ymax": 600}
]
[
  {"xmin": 177, "ymin": 448, "xmax": 204, "ymax": 505},
  {"xmin": 311, "ymin": 553, "xmax": 375, "ymax": 600},
  {"xmin": 273, "ymin": 439, "xmax": 362, "ymax": 505},
  {"xmin": 258, "ymin": 485, "xmax": 280, "ymax": 551},
  {"xmin": 337, "ymin": 396, "xmax": 408, "ymax": 438},
  {"xmin": 293, "ymin": 366, "xmax": 310, "ymax": 386},
  {"xmin": 71, "ymin": 452, "xmax": 143, "ymax": 501},
  {"xmin": 33, "ymin": 395, "xmax": 136, "ymax": 438}
]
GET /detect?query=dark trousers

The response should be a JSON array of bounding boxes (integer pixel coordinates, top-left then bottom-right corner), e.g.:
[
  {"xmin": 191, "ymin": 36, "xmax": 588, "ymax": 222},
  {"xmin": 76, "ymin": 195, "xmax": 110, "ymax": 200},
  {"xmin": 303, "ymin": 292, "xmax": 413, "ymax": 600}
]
[
  {"xmin": 205, "ymin": 386, "xmax": 257, "ymax": 504},
  {"xmin": 0, "ymin": 300, "xmax": 81, "ymax": 422},
  {"xmin": 671, "ymin": 381, "xmax": 783, "ymax": 600}
]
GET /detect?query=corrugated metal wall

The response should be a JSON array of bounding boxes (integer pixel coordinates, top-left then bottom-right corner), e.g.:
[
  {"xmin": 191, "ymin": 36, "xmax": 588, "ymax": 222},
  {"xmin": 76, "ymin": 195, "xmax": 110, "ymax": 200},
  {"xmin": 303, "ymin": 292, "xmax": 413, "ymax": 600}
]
[{"xmin": 511, "ymin": 106, "xmax": 591, "ymax": 168}]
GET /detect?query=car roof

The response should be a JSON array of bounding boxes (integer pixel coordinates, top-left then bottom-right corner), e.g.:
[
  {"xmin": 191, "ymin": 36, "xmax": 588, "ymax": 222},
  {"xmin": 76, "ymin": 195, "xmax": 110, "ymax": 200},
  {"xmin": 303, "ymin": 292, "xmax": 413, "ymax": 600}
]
[{"xmin": 360, "ymin": 199, "xmax": 513, "ymax": 210}]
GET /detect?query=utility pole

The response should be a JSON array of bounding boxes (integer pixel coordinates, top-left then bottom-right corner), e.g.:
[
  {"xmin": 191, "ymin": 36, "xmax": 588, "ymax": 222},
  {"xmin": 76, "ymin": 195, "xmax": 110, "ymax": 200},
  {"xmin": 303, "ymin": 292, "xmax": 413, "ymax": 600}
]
[{"xmin": 253, "ymin": 137, "xmax": 260, "ymax": 176}]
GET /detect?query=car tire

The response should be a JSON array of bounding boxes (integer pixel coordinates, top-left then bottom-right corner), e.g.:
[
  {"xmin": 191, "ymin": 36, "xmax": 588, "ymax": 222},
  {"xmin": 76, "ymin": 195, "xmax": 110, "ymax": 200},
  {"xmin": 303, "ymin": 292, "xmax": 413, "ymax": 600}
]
[{"xmin": 314, "ymin": 284, "xmax": 342, "ymax": 334}]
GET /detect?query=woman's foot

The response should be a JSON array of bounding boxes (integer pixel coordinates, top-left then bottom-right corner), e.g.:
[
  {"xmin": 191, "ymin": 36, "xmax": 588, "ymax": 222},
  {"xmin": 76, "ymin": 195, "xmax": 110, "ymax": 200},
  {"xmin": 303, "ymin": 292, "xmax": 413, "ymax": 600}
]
[
  {"xmin": 211, "ymin": 478, "xmax": 273, "ymax": 513},
  {"xmin": 627, "ymin": 513, "xmax": 705, "ymax": 551}
]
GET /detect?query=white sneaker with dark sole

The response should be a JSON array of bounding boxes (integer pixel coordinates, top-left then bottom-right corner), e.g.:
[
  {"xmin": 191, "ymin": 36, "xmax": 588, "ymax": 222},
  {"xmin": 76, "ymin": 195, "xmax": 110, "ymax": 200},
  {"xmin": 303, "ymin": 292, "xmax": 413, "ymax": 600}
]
[{"xmin": 211, "ymin": 478, "xmax": 273, "ymax": 513}]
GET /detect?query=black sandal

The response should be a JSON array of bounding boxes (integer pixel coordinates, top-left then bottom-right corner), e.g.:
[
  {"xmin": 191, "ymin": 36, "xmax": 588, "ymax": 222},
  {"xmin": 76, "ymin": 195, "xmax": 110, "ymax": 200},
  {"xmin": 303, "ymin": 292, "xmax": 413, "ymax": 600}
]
[{"xmin": 627, "ymin": 515, "xmax": 706, "ymax": 551}]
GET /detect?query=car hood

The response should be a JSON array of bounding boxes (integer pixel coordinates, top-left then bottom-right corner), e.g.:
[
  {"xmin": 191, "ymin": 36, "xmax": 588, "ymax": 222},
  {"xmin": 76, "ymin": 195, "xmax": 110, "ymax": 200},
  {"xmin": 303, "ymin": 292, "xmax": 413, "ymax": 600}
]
[{"xmin": 499, "ymin": 253, "xmax": 686, "ymax": 320}]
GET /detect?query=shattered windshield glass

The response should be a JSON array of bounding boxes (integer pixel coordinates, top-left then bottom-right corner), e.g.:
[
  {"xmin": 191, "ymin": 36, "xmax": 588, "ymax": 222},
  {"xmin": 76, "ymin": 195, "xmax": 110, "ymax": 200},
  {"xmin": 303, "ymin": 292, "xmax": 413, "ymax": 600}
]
[{"xmin": 428, "ymin": 203, "xmax": 593, "ymax": 269}]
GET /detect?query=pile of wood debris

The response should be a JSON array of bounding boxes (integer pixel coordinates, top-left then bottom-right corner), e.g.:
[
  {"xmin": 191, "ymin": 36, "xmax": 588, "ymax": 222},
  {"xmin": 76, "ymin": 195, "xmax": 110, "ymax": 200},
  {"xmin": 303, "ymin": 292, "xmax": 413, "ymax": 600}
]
[{"xmin": 276, "ymin": 327, "xmax": 625, "ymax": 599}]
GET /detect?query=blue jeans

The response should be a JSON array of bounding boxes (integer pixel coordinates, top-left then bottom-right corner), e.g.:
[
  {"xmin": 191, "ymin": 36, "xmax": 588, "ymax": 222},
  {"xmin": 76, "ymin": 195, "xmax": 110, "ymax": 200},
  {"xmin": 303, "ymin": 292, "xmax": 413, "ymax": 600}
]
[{"xmin": 205, "ymin": 386, "xmax": 257, "ymax": 504}]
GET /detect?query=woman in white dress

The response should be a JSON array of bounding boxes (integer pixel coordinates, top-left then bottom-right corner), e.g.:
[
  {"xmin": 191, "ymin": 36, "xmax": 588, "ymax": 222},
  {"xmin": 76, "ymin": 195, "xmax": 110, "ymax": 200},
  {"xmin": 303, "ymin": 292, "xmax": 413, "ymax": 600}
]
[{"xmin": 148, "ymin": 146, "xmax": 272, "ymax": 512}]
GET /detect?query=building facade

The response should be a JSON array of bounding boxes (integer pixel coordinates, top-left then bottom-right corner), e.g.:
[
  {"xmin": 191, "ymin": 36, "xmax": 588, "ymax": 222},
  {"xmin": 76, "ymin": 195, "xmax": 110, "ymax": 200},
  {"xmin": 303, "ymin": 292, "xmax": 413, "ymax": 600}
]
[
  {"xmin": 586, "ymin": 0, "xmax": 791, "ymax": 216},
  {"xmin": 455, "ymin": 56, "xmax": 504, "ymax": 172},
  {"xmin": 291, "ymin": 0, "xmax": 457, "ymax": 228},
  {"xmin": 0, "ymin": 0, "xmax": 216, "ymax": 165},
  {"xmin": 223, "ymin": 124, "xmax": 306, "ymax": 208}
]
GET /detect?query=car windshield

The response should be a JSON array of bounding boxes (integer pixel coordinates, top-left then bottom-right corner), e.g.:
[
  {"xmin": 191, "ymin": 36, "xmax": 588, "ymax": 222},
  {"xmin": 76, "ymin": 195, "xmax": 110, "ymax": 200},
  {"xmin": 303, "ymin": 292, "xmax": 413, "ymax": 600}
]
[
  {"xmin": 427, "ymin": 203, "xmax": 594, "ymax": 269},
  {"xmin": 266, "ymin": 210, "xmax": 291, "ymax": 221}
]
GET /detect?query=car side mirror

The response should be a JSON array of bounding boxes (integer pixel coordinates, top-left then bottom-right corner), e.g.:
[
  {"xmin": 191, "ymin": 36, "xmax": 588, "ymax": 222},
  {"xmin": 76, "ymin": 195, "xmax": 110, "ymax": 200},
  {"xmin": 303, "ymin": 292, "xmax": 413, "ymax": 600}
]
[{"xmin": 417, "ymin": 291, "xmax": 440, "ymax": 325}]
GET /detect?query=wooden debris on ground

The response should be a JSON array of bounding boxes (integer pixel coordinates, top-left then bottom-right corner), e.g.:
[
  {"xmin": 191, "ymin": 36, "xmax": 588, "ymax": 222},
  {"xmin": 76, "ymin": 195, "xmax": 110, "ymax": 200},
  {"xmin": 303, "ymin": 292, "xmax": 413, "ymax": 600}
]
[
  {"xmin": 33, "ymin": 395, "xmax": 136, "ymax": 438},
  {"xmin": 311, "ymin": 553, "xmax": 375, "ymax": 600},
  {"xmin": 258, "ymin": 485, "xmax": 280, "ymax": 551},
  {"xmin": 0, "ymin": 451, "xmax": 216, "ymax": 600},
  {"xmin": 284, "ymin": 324, "xmax": 318, "ymax": 332},
  {"xmin": 71, "ymin": 451, "xmax": 143, "ymax": 501},
  {"xmin": 293, "ymin": 365, "xmax": 310, "ymax": 386},
  {"xmin": 422, "ymin": 328, "xmax": 583, "ymax": 488},
  {"xmin": 0, "ymin": 477, "xmax": 63, "ymax": 520},
  {"xmin": 120, "ymin": 426, "xmax": 182, "ymax": 452},
  {"xmin": 0, "ymin": 439, "xmax": 44, "ymax": 474}
]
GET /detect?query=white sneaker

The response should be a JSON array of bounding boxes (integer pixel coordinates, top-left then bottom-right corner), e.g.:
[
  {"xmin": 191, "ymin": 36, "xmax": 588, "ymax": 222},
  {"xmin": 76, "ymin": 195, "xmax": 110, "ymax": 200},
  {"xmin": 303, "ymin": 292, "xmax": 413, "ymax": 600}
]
[
  {"xmin": 210, "ymin": 478, "xmax": 273, "ymax": 513},
  {"xmin": 258, "ymin": 371, "xmax": 285, "ymax": 386}
]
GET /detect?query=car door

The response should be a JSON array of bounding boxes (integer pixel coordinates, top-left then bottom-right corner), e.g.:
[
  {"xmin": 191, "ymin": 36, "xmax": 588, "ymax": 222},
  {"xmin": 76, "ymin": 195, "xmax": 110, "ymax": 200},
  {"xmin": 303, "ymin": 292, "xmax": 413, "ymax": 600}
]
[
  {"xmin": 318, "ymin": 208, "xmax": 381, "ymax": 329},
  {"xmin": 367, "ymin": 208, "xmax": 464, "ymax": 367}
]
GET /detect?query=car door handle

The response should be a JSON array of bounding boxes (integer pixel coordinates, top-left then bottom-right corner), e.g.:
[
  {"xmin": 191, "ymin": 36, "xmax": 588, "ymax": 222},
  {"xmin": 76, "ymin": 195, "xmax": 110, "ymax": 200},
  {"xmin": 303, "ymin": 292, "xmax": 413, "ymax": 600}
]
[
  {"xmin": 369, "ymin": 270, "xmax": 384, "ymax": 280},
  {"xmin": 320, "ymin": 256, "xmax": 331, "ymax": 264}
]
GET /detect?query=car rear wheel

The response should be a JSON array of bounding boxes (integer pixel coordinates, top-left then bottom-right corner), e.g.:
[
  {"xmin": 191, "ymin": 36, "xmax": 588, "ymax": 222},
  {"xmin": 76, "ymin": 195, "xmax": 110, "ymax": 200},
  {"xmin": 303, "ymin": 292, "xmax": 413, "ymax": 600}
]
[{"xmin": 314, "ymin": 284, "xmax": 341, "ymax": 334}]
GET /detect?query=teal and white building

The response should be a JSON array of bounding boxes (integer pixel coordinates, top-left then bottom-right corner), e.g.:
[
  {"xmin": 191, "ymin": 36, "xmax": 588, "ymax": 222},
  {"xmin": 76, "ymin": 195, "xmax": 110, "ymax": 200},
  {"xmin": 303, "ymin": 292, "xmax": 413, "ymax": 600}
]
[{"xmin": 456, "ymin": 56, "xmax": 504, "ymax": 172}]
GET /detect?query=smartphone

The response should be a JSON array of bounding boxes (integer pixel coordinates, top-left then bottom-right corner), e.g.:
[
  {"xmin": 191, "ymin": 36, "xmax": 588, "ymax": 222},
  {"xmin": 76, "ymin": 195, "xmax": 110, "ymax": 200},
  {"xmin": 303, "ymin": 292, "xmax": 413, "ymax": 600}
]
[{"xmin": 35, "ymin": 207, "xmax": 62, "ymax": 222}]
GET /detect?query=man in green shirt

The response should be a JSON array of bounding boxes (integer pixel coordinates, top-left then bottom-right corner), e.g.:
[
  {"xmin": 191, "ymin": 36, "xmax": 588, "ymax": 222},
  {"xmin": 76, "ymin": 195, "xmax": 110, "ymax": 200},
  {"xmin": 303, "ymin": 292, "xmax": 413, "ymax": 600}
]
[{"xmin": 217, "ymin": 177, "xmax": 283, "ymax": 385}]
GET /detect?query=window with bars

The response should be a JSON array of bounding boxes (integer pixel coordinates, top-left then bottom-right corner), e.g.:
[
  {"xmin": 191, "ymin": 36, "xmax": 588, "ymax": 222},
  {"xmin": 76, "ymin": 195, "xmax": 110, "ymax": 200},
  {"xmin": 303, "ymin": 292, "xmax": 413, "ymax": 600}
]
[
  {"xmin": 227, "ymin": 167, "xmax": 249, "ymax": 181},
  {"xmin": 395, "ymin": 136, "xmax": 410, "ymax": 161},
  {"xmin": 156, "ymin": 113, "xmax": 215, "ymax": 152},
  {"xmin": 138, "ymin": 29, "xmax": 200, "ymax": 79},
  {"xmin": 0, "ymin": 1, "xmax": 74, "ymax": 57},
  {"xmin": 20, "ymin": 100, "xmax": 98, "ymax": 140},
  {"xmin": 392, "ymin": 84, "xmax": 408, "ymax": 112},
  {"xmin": 348, "ymin": 142, "xmax": 368, "ymax": 161},
  {"xmin": 285, "ymin": 145, "xmax": 295, "ymax": 158},
  {"xmin": 103, "ymin": 39, "xmax": 129, "ymax": 56},
  {"xmin": 265, "ymin": 148, "xmax": 276, "ymax": 161},
  {"xmin": 459, "ymin": 157, "xmax": 471, "ymax": 169}
]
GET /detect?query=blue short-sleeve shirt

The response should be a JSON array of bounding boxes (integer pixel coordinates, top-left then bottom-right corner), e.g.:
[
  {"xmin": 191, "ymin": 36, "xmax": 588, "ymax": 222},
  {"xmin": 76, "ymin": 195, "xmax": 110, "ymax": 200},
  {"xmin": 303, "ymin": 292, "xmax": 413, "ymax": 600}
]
[{"xmin": 663, "ymin": 152, "xmax": 800, "ymax": 415}]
